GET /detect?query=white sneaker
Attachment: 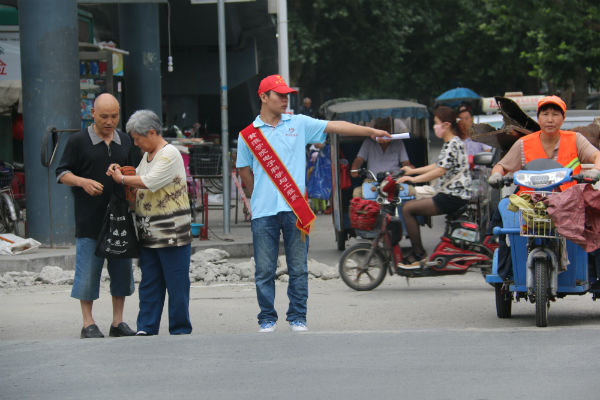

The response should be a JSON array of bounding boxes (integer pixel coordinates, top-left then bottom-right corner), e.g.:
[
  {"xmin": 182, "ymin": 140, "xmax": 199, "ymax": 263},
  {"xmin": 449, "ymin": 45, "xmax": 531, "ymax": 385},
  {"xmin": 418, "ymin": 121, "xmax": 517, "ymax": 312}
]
[
  {"xmin": 258, "ymin": 321, "xmax": 277, "ymax": 333},
  {"xmin": 289, "ymin": 321, "xmax": 308, "ymax": 332}
]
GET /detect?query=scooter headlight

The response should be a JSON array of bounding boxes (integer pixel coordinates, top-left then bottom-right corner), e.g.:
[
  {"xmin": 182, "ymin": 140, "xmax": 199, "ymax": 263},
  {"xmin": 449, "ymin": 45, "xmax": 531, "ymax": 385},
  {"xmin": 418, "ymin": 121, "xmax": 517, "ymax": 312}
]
[{"xmin": 514, "ymin": 169, "xmax": 570, "ymax": 189}]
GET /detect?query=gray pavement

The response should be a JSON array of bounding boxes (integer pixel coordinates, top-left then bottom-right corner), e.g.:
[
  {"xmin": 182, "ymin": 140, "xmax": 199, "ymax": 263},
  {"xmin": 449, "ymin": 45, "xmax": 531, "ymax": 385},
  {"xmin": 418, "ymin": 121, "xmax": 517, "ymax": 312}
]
[{"xmin": 2, "ymin": 275, "xmax": 600, "ymax": 399}]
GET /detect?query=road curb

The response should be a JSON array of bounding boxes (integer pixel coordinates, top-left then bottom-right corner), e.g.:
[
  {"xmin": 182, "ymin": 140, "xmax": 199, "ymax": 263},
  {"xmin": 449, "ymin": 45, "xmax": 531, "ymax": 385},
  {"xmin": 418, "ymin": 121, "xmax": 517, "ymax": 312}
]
[{"xmin": 0, "ymin": 239, "xmax": 284, "ymax": 274}]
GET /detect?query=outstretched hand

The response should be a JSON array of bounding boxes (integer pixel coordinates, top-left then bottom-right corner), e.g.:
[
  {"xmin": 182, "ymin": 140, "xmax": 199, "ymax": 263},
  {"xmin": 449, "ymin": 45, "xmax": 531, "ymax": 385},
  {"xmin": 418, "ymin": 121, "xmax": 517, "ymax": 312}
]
[
  {"xmin": 369, "ymin": 128, "xmax": 392, "ymax": 141},
  {"xmin": 401, "ymin": 165, "xmax": 416, "ymax": 176},
  {"xmin": 396, "ymin": 175, "xmax": 414, "ymax": 184}
]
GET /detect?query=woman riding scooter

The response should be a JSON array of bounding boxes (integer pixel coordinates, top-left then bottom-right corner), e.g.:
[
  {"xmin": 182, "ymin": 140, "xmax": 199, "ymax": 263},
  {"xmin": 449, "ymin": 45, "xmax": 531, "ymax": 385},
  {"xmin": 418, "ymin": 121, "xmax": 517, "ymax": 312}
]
[
  {"xmin": 396, "ymin": 106, "xmax": 472, "ymax": 267},
  {"xmin": 488, "ymin": 95, "xmax": 600, "ymax": 281},
  {"xmin": 488, "ymin": 95, "xmax": 600, "ymax": 188}
]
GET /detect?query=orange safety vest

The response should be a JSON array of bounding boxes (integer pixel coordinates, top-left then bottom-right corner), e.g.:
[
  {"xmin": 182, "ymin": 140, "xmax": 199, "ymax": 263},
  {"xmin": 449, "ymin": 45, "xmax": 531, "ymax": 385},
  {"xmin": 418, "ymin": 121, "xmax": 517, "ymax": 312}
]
[{"xmin": 519, "ymin": 130, "xmax": 580, "ymax": 193}]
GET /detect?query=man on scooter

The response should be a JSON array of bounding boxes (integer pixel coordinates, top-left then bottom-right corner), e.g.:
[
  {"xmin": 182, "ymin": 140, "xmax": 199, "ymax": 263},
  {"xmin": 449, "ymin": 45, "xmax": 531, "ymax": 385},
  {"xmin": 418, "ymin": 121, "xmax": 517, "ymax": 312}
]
[{"xmin": 350, "ymin": 117, "xmax": 412, "ymax": 198}]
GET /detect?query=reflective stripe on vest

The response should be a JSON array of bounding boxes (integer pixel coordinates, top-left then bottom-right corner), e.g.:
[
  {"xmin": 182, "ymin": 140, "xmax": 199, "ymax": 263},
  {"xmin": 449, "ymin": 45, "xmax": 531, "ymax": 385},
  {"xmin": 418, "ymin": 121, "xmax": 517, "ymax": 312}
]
[{"xmin": 519, "ymin": 130, "xmax": 580, "ymax": 193}]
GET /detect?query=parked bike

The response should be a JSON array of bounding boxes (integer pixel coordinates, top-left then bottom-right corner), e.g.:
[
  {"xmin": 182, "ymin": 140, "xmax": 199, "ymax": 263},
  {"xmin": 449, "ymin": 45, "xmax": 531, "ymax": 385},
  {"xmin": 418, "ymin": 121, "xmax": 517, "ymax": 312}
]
[
  {"xmin": 486, "ymin": 158, "xmax": 600, "ymax": 327},
  {"xmin": 339, "ymin": 153, "xmax": 498, "ymax": 291},
  {"xmin": 0, "ymin": 162, "xmax": 23, "ymax": 236}
]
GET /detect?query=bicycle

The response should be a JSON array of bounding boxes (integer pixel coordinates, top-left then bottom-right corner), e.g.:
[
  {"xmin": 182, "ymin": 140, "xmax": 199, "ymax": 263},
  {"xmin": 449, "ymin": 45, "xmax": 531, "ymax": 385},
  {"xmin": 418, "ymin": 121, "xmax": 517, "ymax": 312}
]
[{"xmin": 0, "ymin": 162, "xmax": 24, "ymax": 236}]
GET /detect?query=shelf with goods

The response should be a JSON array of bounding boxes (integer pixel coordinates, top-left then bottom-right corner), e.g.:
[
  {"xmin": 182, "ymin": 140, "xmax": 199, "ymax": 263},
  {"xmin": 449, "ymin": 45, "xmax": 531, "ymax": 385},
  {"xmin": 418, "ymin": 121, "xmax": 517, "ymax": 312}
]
[{"xmin": 79, "ymin": 50, "xmax": 113, "ymax": 130}]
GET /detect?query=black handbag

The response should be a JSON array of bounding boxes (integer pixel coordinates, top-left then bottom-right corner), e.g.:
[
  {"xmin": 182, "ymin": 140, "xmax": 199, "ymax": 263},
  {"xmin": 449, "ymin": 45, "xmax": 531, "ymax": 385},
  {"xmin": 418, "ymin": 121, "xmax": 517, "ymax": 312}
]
[{"xmin": 95, "ymin": 190, "xmax": 139, "ymax": 259}]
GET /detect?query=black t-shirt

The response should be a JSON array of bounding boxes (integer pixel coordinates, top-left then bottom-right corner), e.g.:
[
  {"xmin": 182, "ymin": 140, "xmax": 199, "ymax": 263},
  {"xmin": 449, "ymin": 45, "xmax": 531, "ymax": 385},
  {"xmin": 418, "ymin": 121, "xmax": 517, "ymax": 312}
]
[{"xmin": 56, "ymin": 128, "xmax": 134, "ymax": 239}]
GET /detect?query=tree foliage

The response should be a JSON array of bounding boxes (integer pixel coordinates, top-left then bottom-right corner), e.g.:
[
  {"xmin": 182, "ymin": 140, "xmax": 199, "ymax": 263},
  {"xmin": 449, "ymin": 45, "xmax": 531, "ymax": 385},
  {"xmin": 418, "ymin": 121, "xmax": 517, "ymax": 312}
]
[{"xmin": 288, "ymin": 0, "xmax": 600, "ymax": 109}]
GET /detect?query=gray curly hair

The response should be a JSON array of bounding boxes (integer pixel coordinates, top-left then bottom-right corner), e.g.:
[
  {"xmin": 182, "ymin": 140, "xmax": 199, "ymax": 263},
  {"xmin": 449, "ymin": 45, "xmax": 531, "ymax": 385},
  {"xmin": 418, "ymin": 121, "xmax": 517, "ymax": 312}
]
[{"xmin": 125, "ymin": 109, "xmax": 162, "ymax": 136}]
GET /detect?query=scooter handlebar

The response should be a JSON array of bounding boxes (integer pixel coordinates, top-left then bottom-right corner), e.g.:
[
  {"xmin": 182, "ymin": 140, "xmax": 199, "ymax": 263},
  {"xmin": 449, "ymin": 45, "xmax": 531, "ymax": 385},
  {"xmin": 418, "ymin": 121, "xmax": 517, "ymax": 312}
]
[
  {"xmin": 489, "ymin": 175, "xmax": 513, "ymax": 189},
  {"xmin": 572, "ymin": 174, "xmax": 600, "ymax": 185}
]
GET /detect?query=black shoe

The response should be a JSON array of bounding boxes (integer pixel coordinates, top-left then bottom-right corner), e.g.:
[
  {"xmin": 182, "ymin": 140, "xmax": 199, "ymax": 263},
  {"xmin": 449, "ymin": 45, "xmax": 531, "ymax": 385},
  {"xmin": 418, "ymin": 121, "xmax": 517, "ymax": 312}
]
[
  {"xmin": 109, "ymin": 322, "xmax": 136, "ymax": 337},
  {"xmin": 81, "ymin": 324, "xmax": 104, "ymax": 339}
]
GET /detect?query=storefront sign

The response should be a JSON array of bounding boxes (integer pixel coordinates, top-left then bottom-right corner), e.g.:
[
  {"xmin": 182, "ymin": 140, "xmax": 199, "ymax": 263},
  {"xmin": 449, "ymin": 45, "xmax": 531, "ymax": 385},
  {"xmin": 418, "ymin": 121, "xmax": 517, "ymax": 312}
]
[
  {"xmin": 0, "ymin": 31, "xmax": 20, "ymax": 81},
  {"xmin": 482, "ymin": 95, "xmax": 544, "ymax": 113}
]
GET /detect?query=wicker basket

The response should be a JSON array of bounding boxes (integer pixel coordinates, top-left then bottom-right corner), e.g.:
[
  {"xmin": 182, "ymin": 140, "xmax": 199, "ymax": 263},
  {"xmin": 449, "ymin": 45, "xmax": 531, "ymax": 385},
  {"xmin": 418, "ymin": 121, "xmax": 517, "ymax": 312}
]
[
  {"xmin": 518, "ymin": 191, "xmax": 559, "ymax": 238},
  {"xmin": 349, "ymin": 197, "xmax": 380, "ymax": 231}
]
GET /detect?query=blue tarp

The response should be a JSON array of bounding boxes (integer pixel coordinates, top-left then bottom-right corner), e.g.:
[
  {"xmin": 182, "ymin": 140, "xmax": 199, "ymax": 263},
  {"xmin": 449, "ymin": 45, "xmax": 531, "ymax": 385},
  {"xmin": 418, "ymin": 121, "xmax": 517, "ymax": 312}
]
[{"xmin": 325, "ymin": 99, "xmax": 429, "ymax": 123}]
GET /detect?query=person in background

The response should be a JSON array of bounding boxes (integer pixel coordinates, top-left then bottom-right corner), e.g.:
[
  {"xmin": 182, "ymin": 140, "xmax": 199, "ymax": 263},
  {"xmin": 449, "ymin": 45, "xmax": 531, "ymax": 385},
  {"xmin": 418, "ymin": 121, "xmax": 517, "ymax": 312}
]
[
  {"xmin": 298, "ymin": 97, "xmax": 315, "ymax": 117},
  {"xmin": 307, "ymin": 142, "xmax": 329, "ymax": 214},
  {"xmin": 350, "ymin": 117, "xmax": 412, "ymax": 198},
  {"xmin": 457, "ymin": 102, "xmax": 492, "ymax": 156},
  {"xmin": 107, "ymin": 109, "xmax": 193, "ymax": 336},
  {"xmin": 56, "ymin": 93, "xmax": 136, "ymax": 339},
  {"xmin": 396, "ymin": 106, "xmax": 472, "ymax": 267},
  {"xmin": 236, "ymin": 75, "xmax": 391, "ymax": 333}
]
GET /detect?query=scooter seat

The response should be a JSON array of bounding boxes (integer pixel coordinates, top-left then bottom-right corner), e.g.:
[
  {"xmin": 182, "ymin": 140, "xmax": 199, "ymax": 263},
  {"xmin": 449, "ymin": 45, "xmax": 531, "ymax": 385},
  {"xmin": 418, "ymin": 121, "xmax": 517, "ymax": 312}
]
[{"xmin": 446, "ymin": 204, "xmax": 470, "ymax": 220}]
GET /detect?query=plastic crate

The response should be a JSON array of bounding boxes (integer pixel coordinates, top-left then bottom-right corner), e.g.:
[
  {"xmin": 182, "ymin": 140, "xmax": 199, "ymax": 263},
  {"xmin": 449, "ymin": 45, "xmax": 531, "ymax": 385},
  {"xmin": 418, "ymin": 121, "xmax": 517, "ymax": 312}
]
[{"xmin": 189, "ymin": 146, "xmax": 222, "ymax": 176}]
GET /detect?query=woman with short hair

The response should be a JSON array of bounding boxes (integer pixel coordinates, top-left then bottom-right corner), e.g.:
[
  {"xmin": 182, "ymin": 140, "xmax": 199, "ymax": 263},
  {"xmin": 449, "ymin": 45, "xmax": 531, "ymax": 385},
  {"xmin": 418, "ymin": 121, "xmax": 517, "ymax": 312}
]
[{"xmin": 107, "ymin": 109, "xmax": 192, "ymax": 336}]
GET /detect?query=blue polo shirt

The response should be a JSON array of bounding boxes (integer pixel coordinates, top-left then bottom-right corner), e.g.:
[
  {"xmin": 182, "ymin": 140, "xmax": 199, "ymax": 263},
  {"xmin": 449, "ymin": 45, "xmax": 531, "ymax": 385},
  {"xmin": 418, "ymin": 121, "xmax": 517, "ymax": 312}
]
[{"xmin": 236, "ymin": 113, "xmax": 328, "ymax": 219}]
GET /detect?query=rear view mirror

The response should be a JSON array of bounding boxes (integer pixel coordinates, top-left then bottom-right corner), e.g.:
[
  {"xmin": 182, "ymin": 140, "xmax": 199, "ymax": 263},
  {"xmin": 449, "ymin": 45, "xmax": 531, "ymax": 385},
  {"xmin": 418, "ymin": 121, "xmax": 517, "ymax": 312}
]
[{"xmin": 473, "ymin": 152, "xmax": 494, "ymax": 167}]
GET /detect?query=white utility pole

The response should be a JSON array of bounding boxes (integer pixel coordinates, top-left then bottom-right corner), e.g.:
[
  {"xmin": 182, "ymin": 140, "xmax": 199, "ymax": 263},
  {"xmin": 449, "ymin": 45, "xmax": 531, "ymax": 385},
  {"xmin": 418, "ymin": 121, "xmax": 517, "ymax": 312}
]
[{"xmin": 276, "ymin": 0, "xmax": 290, "ymax": 85}]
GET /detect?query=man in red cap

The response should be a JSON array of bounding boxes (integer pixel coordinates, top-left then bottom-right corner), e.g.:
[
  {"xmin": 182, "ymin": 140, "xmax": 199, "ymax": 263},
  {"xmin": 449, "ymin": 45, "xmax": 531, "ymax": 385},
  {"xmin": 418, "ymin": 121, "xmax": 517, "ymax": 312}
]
[
  {"xmin": 236, "ymin": 74, "xmax": 391, "ymax": 333},
  {"xmin": 489, "ymin": 94, "xmax": 600, "ymax": 188}
]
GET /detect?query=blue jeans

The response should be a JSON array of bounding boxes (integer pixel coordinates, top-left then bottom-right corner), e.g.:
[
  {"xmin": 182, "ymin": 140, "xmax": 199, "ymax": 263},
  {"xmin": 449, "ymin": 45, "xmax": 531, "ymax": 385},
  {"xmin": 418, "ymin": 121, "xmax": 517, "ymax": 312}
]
[
  {"xmin": 252, "ymin": 212, "xmax": 309, "ymax": 325},
  {"xmin": 71, "ymin": 238, "xmax": 134, "ymax": 301},
  {"xmin": 137, "ymin": 244, "xmax": 192, "ymax": 335}
]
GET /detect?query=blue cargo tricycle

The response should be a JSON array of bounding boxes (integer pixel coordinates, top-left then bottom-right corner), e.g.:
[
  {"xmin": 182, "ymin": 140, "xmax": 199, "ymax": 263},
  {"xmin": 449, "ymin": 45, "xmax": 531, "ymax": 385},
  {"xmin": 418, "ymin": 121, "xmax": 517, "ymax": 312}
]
[{"xmin": 486, "ymin": 159, "xmax": 600, "ymax": 327}]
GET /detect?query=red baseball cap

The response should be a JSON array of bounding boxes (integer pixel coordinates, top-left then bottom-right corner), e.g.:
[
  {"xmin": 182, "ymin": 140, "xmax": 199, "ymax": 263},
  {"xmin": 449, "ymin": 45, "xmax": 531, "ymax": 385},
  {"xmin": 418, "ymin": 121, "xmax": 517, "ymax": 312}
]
[
  {"xmin": 257, "ymin": 75, "xmax": 297, "ymax": 96},
  {"xmin": 537, "ymin": 95, "xmax": 566, "ymax": 115}
]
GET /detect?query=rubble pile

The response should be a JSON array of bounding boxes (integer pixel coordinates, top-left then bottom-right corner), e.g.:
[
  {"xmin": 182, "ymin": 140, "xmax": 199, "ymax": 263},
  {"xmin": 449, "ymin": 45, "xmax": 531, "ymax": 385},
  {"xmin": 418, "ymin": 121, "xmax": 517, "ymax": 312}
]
[{"xmin": 0, "ymin": 249, "xmax": 340, "ymax": 288}]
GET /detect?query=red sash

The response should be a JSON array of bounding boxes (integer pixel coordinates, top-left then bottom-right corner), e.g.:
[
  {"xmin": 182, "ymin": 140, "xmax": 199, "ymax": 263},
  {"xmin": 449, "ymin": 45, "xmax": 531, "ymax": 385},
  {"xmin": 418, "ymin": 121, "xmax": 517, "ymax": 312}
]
[{"xmin": 240, "ymin": 124, "xmax": 316, "ymax": 236}]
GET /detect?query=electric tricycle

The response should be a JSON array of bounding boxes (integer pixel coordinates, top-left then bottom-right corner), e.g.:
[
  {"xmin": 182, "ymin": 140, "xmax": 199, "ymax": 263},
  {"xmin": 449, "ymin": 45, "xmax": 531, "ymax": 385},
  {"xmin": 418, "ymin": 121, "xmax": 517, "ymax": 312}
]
[{"xmin": 486, "ymin": 159, "xmax": 600, "ymax": 327}]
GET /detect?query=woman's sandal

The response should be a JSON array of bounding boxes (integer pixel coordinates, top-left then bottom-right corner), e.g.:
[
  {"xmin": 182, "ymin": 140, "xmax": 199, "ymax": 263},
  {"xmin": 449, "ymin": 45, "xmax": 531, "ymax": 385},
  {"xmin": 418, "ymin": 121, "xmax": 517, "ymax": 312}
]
[{"xmin": 399, "ymin": 253, "xmax": 426, "ymax": 268}]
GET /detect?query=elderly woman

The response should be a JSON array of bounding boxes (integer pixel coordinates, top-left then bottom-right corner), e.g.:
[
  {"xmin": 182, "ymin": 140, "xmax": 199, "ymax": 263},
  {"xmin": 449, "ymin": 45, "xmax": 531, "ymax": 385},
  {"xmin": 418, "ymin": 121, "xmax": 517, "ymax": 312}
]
[
  {"xmin": 396, "ymin": 106, "xmax": 472, "ymax": 267},
  {"xmin": 489, "ymin": 95, "xmax": 600, "ymax": 186},
  {"xmin": 107, "ymin": 110, "xmax": 192, "ymax": 336}
]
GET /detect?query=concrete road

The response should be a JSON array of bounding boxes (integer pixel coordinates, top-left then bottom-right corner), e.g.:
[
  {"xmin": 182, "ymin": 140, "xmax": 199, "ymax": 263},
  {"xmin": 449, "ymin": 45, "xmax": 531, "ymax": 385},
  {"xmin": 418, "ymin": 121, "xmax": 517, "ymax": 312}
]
[{"xmin": 2, "ymin": 272, "xmax": 600, "ymax": 399}]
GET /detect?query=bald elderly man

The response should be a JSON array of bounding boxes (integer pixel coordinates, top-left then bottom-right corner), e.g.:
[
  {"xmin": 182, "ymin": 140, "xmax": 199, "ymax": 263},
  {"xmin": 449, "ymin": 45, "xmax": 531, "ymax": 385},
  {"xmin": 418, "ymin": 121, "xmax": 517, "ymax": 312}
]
[{"xmin": 56, "ymin": 93, "xmax": 137, "ymax": 338}]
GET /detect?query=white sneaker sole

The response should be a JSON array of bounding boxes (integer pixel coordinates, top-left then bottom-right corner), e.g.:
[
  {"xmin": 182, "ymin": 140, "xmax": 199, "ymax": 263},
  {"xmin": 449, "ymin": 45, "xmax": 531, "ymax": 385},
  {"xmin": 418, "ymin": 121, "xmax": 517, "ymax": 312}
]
[
  {"xmin": 258, "ymin": 325, "xmax": 277, "ymax": 333},
  {"xmin": 290, "ymin": 325, "xmax": 308, "ymax": 332}
]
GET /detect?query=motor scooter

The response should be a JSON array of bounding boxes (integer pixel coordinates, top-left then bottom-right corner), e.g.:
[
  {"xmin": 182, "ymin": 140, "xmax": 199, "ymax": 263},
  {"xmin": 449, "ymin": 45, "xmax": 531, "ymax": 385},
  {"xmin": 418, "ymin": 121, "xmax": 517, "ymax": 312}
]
[
  {"xmin": 486, "ymin": 159, "xmax": 600, "ymax": 327},
  {"xmin": 338, "ymin": 154, "xmax": 498, "ymax": 291}
]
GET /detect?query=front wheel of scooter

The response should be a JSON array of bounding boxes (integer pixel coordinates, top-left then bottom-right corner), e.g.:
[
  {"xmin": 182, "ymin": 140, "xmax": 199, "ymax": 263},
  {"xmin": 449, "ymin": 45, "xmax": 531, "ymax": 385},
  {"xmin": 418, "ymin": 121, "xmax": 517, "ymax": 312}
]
[
  {"xmin": 535, "ymin": 258, "xmax": 550, "ymax": 327},
  {"xmin": 339, "ymin": 243, "xmax": 387, "ymax": 291}
]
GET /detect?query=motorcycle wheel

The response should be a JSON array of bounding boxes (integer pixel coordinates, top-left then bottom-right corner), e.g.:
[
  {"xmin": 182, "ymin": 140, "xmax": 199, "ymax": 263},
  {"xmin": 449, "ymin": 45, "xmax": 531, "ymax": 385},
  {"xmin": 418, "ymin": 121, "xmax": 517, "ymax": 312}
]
[
  {"xmin": 535, "ymin": 258, "xmax": 549, "ymax": 327},
  {"xmin": 494, "ymin": 283, "xmax": 512, "ymax": 318},
  {"xmin": 339, "ymin": 242, "xmax": 387, "ymax": 291}
]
